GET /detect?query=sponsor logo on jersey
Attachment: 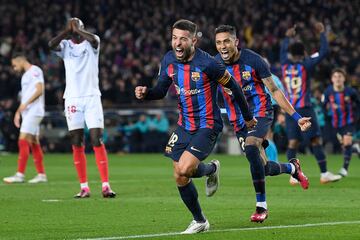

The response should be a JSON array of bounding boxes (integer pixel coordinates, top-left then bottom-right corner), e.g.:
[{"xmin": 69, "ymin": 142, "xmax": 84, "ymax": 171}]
[
  {"xmin": 242, "ymin": 71, "xmax": 251, "ymax": 80},
  {"xmin": 191, "ymin": 72, "xmax": 201, "ymax": 81},
  {"xmin": 285, "ymin": 69, "xmax": 299, "ymax": 75},
  {"xmin": 174, "ymin": 84, "xmax": 201, "ymax": 96}
]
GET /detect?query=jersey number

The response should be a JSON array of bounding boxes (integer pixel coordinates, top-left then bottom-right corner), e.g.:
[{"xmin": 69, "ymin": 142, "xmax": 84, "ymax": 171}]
[
  {"xmin": 167, "ymin": 132, "xmax": 179, "ymax": 147},
  {"xmin": 284, "ymin": 76, "xmax": 302, "ymax": 94}
]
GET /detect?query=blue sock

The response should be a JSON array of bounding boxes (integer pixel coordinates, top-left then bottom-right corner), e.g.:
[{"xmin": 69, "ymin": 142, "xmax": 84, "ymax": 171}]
[
  {"xmin": 192, "ymin": 162, "xmax": 215, "ymax": 178},
  {"xmin": 312, "ymin": 144, "xmax": 327, "ymax": 173},
  {"xmin": 178, "ymin": 180, "xmax": 205, "ymax": 222},
  {"xmin": 343, "ymin": 145, "xmax": 352, "ymax": 170},
  {"xmin": 265, "ymin": 161, "xmax": 292, "ymax": 176},
  {"xmin": 245, "ymin": 145, "xmax": 266, "ymax": 202},
  {"xmin": 287, "ymin": 148, "xmax": 297, "ymax": 160}
]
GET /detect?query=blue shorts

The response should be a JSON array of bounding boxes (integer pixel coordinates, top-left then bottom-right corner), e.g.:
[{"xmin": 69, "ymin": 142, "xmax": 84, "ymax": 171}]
[
  {"xmin": 235, "ymin": 117, "xmax": 273, "ymax": 151},
  {"xmin": 164, "ymin": 126, "xmax": 220, "ymax": 161},
  {"xmin": 337, "ymin": 124, "xmax": 355, "ymax": 136},
  {"xmin": 285, "ymin": 107, "xmax": 321, "ymax": 141}
]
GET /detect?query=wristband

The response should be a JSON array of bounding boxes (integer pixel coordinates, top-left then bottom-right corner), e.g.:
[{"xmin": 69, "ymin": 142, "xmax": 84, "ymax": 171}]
[{"xmin": 291, "ymin": 112, "xmax": 302, "ymax": 122}]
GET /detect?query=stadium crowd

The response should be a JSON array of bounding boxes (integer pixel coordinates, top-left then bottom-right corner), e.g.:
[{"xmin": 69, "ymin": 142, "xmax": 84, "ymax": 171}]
[{"xmin": 0, "ymin": 0, "xmax": 359, "ymax": 152}]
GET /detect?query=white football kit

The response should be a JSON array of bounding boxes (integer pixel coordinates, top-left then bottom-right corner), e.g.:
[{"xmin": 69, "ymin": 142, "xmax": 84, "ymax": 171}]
[
  {"xmin": 55, "ymin": 36, "xmax": 104, "ymax": 131},
  {"xmin": 20, "ymin": 65, "xmax": 45, "ymax": 135}
]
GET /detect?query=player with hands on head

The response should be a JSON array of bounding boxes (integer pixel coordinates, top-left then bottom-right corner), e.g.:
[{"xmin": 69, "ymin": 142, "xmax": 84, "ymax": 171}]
[{"xmin": 49, "ymin": 18, "xmax": 116, "ymax": 199}]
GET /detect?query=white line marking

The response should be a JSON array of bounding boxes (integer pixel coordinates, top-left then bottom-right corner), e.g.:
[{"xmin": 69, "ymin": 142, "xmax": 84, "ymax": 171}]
[
  {"xmin": 42, "ymin": 199, "xmax": 62, "ymax": 202},
  {"xmin": 76, "ymin": 220, "xmax": 360, "ymax": 240}
]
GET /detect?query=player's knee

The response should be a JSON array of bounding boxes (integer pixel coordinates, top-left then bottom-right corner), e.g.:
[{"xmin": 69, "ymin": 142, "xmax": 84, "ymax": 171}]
[
  {"xmin": 310, "ymin": 137, "xmax": 321, "ymax": 146},
  {"xmin": 174, "ymin": 172, "xmax": 189, "ymax": 186},
  {"xmin": 245, "ymin": 136, "xmax": 262, "ymax": 148},
  {"xmin": 70, "ymin": 134, "xmax": 84, "ymax": 147},
  {"xmin": 176, "ymin": 164, "xmax": 193, "ymax": 178},
  {"xmin": 90, "ymin": 136, "xmax": 103, "ymax": 147},
  {"xmin": 288, "ymin": 140, "xmax": 298, "ymax": 149}
]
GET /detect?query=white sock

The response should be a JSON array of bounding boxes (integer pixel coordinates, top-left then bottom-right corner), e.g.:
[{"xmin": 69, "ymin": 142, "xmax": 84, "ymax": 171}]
[
  {"xmin": 321, "ymin": 172, "xmax": 328, "ymax": 178},
  {"xmin": 80, "ymin": 182, "xmax": 89, "ymax": 189},
  {"xmin": 290, "ymin": 163, "xmax": 296, "ymax": 175},
  {"xmin": 16, "ymin": 172, "xmax": 24, "ymax": 177},
  {"xmin": 256, "ymin": 201, "xmax": 267, "ymax": 209},
  {"xmin": 102, "ymin": 182, "xmax": 110, "ymax": 188}
]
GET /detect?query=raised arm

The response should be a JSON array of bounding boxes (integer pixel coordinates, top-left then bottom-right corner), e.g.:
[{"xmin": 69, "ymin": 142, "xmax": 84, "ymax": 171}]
[
  {"xmin": 71, "ymin": 19, "xmax": 99, "ymax": 49},
  {"xmin": 48, "ymin": 20, "xmax": 72, "ymax": 51},
  {"xmin": 307, "ymin": 22, "xmax": 329, "ymax": 66},
  {"xmin": 280, "ymin": 25, "xmax": 296, "ymax": 64}
]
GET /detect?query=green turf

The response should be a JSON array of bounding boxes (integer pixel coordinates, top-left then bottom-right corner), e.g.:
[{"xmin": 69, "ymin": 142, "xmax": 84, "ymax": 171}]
[{"xmin": 0, "ymin": 153, "xmax": 359, "ymax": 239}]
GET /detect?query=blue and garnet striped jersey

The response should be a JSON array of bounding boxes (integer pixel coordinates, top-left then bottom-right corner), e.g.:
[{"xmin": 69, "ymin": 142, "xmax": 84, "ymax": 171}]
[
  {"xmin": 322, "ymin": 86, "xmax": 360, "ymax": 128},
  {"xmin": 215, "ymin": 48, "xmax": 273, "ymax": 121},
  {"xmin": 147, "ymin": 48, "xmax": 231, "ymax": 132},
  {"xmin": 218, "ymin": 85, "xmax": 246, "ymax": 132},
  {"xmin": 280, "ymin": 32, "xmax": 328, "ymax": 109}
]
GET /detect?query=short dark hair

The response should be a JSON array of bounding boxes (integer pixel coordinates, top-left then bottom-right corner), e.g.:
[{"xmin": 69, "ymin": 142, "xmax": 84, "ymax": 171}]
[
  {"xmin": 172, "ymin": 19, "xmax": 197, "ymax": 36},
  {"xmin": 331, "ymin": 68, "xmax": 347, "ymax": 78},
  {"xmin": 289, "ymin": 42, "xmax": 305, "ymax": 57},
  {"xmin": 11, "ymin": 51, "xmax": 27, "ymax": 60},
  {"xmin": 215, "ymin": 25, "xmax": 237, "ymax": 37}
]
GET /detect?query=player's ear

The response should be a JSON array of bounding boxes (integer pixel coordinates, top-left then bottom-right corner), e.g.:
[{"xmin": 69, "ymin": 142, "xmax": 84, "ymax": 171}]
[
  {"xmin": 192, "ymin": 36, "xmax": 198, "ymax": 46},
  {"xmin": 235, "ymin": 38, "xmax": 239, "ymax": 47}
]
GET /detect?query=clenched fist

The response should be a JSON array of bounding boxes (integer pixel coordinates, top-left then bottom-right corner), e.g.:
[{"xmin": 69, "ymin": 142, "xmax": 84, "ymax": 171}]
[
  {"xmin": 298, "ymin": 117, "xmax": 312, "ymax": 131},
  {"xmin": 135, "ymin": 86, "xmax": 148, "ymax": 100}
]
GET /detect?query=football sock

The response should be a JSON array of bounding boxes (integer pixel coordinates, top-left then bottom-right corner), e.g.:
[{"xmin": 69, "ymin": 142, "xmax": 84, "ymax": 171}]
[
  {"xmin": 178, "ymin": 180, "xmax": 206, "ymax": 222},
  {"xmin": 17, "ymin": 139, "xmax": 30, "ymax": 174},
  {"xmin": 312, "ymin": 144, "xmax": 327, "ymax": 173},
  {"xmin": 93, "ymin": 144, "xmax": 109, "ymax": 183},
  {"xmin": 343, "ymin": 145, "xmax": 352, "ymax": 170},
  {"xmin": 286, "ymin": 148, "xmax": 297, "ymax": 160},
  {"xmin": 264, "ymin": 161, "xmax": 292, "ymax": 176},
  {"xmin": 192, "ymin": 162, "xmax": 216, "ymax": 178},
  {"xmin": 72, "ymin": 145, "xmax": 88, "ymax": 184},
  {"xmin": 31, "ymin": 143, "xmax": 45, "ymax": 174},
  {"xmin": 80, "ymin": 182, "xmax": 89, "ymax": 189},
  {"xmin": 245, "ymin": 145, "xmax": 266, "ymax": 208}
]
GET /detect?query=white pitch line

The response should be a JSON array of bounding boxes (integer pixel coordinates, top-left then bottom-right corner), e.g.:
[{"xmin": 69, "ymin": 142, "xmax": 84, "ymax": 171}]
[
  {"xmin": 42, "ymin": 199, "xmax": 62, "ymax": 202},
  {"xmin": 76, "ymin": 220, "xmax": 360, "ymax": 240}
]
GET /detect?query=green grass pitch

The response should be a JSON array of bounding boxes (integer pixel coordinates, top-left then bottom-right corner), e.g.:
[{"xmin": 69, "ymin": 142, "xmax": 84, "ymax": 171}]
[{"xmin": 0, "ymin": 153, "xmax": 359, "ymax": 239}]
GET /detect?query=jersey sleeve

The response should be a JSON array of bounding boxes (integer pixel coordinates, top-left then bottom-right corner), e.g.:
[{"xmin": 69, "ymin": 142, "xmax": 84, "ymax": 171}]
[
  {"xmin": 54, "ymin": 39, "xmax": 67, "ymax": 58},
  {"xmin": 321, "ymin": 88, "xmax": 330, "ymax": 106},
  {"xmin": 252, "ymin": 54, "xmax": 272, "ymax": 79},
  {"xmin": 206, "ymin": 58, "xmax": 229, "ymax": 84},
  {"xmin": 32, "ymin": 68, "xmax": 44, "ymax": 84},
  {"xmin": 280, "ymin": 37, "xmax": 290, "ymax": 65},
  {"xmin": 145, "ymin": 56, "xmax": 173, "ymax": 100}
]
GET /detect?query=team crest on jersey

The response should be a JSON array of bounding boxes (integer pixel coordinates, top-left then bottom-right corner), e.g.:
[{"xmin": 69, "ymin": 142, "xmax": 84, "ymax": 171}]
[
  {"xmin": 345, "ymin": 96, "xmax": 350, "ymax": 102},
  {"xmin": 191, "ymin": 72, "xmax": 201, "ymax": 81},
  {"xmin": 242, "ymin": 71, "xmax": 251, "ymax": 80}
]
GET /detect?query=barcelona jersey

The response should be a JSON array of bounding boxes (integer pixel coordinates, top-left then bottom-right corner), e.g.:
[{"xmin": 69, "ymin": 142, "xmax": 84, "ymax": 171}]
[
  {"xmin": 280, "ymin": 32, "xmax": 328, "ymax": 109},
  {"xmin": 215, "ymin": 49, "xmax": 273, "ymax": 132},
  {"xmin": 154, "ymin": 48, "xmax": 230, "ymax": 132},
  {"xmin": 323, "ymin": 86, "xmax": 359, "ymax": 128}
]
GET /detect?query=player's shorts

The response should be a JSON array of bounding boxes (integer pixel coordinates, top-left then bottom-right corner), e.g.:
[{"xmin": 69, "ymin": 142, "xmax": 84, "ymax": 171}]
[
  {"xmin": 285, "ymin": 107, "xmax": 321, "ymax": 141},
  {"xmin": 235, "ymin": 117, "xmax": 273, "ymax": 152},
  {"xmin": 337, "ymin": 124, "xmax": 355, "ymax": 137},
  {"xmin": 20, "ymin": 113, "xmax": 43, "ymax": 136},
  {"xmin": 164, "ymin": 126, "xmax": 220, "ymax": 161},
  {"xmin": 64, "ymin": 95, "xmax": 104, "ymax": 131}
]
